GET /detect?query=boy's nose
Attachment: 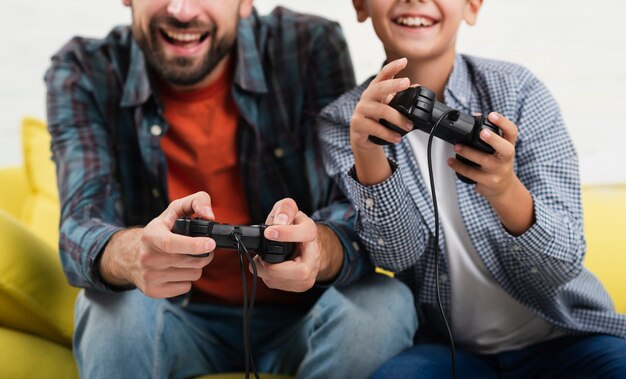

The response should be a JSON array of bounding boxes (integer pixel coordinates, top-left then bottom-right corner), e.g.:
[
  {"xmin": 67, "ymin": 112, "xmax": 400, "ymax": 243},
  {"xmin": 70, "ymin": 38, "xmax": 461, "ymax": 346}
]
[{"xmin": 167, "ymin": 0, "xmax": 202, "ymax": 23}]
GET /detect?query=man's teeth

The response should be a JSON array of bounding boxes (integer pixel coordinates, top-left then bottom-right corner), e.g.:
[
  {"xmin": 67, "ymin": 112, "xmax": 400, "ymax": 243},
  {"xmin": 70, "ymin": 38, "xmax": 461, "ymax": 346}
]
[
  {"xmin": 395, "ymin": 16, "xmax": 434, "ymax": 27},
  {"xmin": 165, "ymin": 31, "xmax": 202, "ymax": 42}
]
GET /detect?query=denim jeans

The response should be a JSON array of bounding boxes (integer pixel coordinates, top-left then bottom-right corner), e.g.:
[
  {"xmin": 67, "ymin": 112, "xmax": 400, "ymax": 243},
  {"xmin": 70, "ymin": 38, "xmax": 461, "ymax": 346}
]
[
  {"xmin": 74, "ymin": 274, "xmax": 417, "ymax": 379},
  {"xmin": 372, "ymin": 334, "xmax": 626, "ymax": 379}
]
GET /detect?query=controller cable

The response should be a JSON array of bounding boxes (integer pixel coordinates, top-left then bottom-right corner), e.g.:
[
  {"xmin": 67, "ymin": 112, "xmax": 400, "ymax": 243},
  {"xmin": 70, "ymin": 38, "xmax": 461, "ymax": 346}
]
[
  {"xmin": 427, "ymin": 109, "xmax": 460, "ymax": 379},
  {"xmin": 233, "ymin": 232, "xmax": 260, "ymax": 379}
]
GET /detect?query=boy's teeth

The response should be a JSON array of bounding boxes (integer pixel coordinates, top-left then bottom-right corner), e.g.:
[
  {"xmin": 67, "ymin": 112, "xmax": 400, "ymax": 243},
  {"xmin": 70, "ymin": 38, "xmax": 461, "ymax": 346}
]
[{"xmin": 395, "ymin": 16, "xmax": 434, "ymax": 27}]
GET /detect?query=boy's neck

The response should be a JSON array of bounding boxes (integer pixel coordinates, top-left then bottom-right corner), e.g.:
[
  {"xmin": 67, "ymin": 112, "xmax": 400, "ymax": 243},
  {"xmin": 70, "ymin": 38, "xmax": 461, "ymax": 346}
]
[{"xmin": 392, "ymin": 50, "xmax": 456, "ymax": 102}]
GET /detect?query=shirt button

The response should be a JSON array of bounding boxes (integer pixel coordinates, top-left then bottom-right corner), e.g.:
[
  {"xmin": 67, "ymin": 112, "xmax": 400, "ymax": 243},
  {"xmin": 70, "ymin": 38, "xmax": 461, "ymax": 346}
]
[
  {"xmin": 274, "ymin": 148, "xmax": 284, "ymax": 158},
  {"xmin": 530, "ymin": 267, "xmax": 539, "ymax": 274},
  {"xmin": 152, "ymin": 188, "xmax": 160, "ymax": 198},
  {"xmin": 440, "ymin": 274, "xmax": 449, "ymax": 283},
  {"xmin": 364, "ymin": 198, "xmax": 375, "ymax": 209},
  {"xmin": 150, "ymin": 124, "xmax": 163, "ymax": 136},
  {"xmin": 377, "ymin": 238, "xmax": 385, "ymax": 246},
  {"xmin": 352, "ymin": 241, "xmax": 360, "ymax": 252},
  {"xmin": 511, "ymin": 244, "xmax": 521, "ymax": 253}
]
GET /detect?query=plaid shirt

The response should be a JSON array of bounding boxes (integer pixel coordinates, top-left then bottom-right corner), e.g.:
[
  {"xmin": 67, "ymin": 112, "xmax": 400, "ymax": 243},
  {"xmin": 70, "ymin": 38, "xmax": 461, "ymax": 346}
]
[
  {"xmin": 319, "ymin": 54, "xmax": 626, "ymax": 340},
  {"xmin": 46, "ymin": 7, "xmax": 372, "ymax": 292}
]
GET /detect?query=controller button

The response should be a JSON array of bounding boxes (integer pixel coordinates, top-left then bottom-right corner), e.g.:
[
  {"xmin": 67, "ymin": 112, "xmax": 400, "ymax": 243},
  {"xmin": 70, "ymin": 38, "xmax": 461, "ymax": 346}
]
[
  {"xmin": 364, "ymin": 198, "xmax": 375, "ymax": 209},
  {"xmin": 150, "ymin": 124, "xmax": 163, "ymax": 136}
]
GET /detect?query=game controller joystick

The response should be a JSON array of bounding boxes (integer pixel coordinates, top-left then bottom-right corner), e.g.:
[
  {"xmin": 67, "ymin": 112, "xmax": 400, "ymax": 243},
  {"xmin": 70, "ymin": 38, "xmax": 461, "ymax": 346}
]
[
  {"xmin": 369, "ymin": 86, "xmax": 502, "ymax": 184},
  {"xmin": 172, "ymin": 218, "xmax": 295, "ymax": 263}
]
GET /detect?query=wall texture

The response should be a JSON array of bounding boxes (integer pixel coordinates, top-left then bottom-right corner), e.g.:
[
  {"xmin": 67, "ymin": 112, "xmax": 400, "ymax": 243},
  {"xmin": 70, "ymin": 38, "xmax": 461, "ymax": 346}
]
[{"xmin": 1, "ymin": 0, "xmax": 624, "ymax": 184}]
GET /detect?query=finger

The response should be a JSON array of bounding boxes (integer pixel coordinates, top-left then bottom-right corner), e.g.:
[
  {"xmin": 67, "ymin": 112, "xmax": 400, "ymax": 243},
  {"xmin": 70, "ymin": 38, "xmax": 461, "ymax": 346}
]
[
  {"xmin": 365, "ymin": 77, "xmax": 410, "ymax": 103},
  {"xmin": 144, "ymin": 225, "xmax": 216, "ymax": 255},
  {"xmin": 359, "ymin": 101, "xmax": 413, "ymax": 132},
  {"xmin": 264, "ymin": 212, "xmax": 317, "ymax": 242},
  {"xmin": 447, "ymin": 157, "xmax": 485, "ymax": 184},
  {"xmin": 353, "ymin": 116, "xmax": 404, "ymax": 145},
  {"xmin": 487, "ymin": 112, "xmax": 518, "ymax": 145},
  {"xmin": 253, "ymin": 256, "xmax": 314, "ymax": 282},
  {"xmin": 265, "ymin": 198, "xmax": 299, "ymax": 225},
  {"xmin": 162, "ymin": 191, "xmax": 214, "ymax": 226},
  {"xmin": 478, "ymin": 128, "xmax": 515, "ymax": 160},
  {"xmin": 453, "ymin": 144, "xmax": 494, "ymax": 170},
  {"xmin": 371, "ymin": 57, "xmax": 408, "ymax": 84}
]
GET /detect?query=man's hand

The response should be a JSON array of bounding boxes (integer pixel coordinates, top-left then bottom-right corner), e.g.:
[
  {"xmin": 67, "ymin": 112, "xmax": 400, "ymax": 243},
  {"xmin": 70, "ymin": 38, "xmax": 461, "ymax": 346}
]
[
  {"xmin": 99, "ymin": 191, "xmax": 217, "ymax": 298},
  {"xmin": 253, "ymin": 198, "xmax": 343, "ymax": 292}
]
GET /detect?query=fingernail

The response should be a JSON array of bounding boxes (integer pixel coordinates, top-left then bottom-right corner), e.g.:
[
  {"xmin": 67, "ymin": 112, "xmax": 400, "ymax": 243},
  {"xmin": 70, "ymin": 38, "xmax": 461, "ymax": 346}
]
[
  {"xmin": 401, "ymin": 78, "xmax": 410, "ymax": 87},
  {"xmin": 274, "ymin": 213, "xmax": 289, "ymax": 225},
  {"xmin": 204, "ymin": 207, "xmax": 213, "ymax": 219},
  {"xmin": 266, "ymin": 228, "xmax": 279, "ymax": 239},
  {"xmin": 205, "ymin": 241, "xmax": 214, "ymax": 251},
  {"xmin": 405, "ymin": 122, "xmax": 413, "ymax": 131},
  {"xmin": 482, "ymin": 129, "xmax": 492, "ymax": 138},
  {"xmin": 447, "ymin": 158, "xmax": 454, "ymax": 166},
  {"xmin": 454, "ymin": 144, "xmax": 462, "ymax": 152},
  {"xmin": 489, "ymin": 112, "xmax": 499, "ymax": 121}
]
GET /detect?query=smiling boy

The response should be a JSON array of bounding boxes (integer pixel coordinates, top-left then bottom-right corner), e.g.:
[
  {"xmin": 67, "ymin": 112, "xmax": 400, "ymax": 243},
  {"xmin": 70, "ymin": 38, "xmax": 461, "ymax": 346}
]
[{"xmin": 319, "ymin": 0, "xmax": 626, "ymax": 377}]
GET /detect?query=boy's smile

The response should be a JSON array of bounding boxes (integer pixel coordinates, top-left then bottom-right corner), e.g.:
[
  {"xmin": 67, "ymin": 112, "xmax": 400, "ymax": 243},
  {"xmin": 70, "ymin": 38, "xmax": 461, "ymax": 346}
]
[{"xmin": 354, "ymin": 0, "xmax": 482, "ymax": 63}]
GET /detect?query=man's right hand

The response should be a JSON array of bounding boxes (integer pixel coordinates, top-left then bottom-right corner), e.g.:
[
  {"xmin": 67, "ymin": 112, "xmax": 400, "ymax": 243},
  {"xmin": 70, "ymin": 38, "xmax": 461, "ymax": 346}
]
[{"xmin": 98, "ymin": 191, "xmax": 216, "ymax": 298}]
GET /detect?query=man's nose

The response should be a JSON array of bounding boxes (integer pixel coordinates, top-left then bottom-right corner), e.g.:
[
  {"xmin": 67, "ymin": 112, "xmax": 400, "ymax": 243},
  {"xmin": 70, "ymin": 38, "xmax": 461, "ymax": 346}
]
[{"xmin": 167, "ymin": 0, "xmax": 202, "ymax": 23}]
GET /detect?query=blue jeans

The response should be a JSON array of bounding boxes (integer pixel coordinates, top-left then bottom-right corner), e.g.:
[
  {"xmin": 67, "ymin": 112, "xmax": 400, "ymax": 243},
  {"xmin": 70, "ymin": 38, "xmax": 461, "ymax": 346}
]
[
  {"xmin": 372, "ymin": 334, "xmax": 626, "ymax": 379},
  {"xmin": 74, "ymin": 274, "xmax": 417, "ymax": 379}
]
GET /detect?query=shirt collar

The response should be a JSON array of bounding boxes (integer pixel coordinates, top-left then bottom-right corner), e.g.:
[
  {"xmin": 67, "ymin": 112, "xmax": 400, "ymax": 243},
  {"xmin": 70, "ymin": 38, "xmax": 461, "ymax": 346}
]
[
  {"xmin": 120, "ymin": 9, "xmax": 268, "ymax": 109},
  {"xmin": 444, "ymin": 54, "xmax": 473, "ymax": 111}
]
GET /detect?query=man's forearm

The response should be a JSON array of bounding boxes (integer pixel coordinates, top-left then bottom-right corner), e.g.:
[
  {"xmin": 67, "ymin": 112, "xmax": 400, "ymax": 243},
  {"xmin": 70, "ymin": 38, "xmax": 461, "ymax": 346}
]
[
  {"xmin": 315, "ymin": 224, "xmax": 345, "ymax": 282},
  {"xmin": 98, "ymin": 228, "xmax": 141, "ymax": 288}
]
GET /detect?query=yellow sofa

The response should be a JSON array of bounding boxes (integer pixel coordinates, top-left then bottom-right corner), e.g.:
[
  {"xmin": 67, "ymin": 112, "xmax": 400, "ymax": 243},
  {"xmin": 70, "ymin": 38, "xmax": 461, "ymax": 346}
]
[{"xmin": 0, "ymin": 118, "xmax": 624, "ymax": 378}]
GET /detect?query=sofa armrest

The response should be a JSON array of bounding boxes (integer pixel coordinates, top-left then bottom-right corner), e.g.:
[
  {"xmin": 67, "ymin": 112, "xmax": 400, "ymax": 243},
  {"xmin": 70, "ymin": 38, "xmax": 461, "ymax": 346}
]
[{"xmin": 0, "ymin": 166, "xmax": 28, "ymax": 219}]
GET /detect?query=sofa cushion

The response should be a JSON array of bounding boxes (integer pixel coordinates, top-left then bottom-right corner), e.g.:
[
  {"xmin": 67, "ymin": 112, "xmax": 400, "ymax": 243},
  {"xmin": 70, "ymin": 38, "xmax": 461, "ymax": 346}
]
[
  {"xmin": 20, "ymin": 117, "xmax": 60, "ymax": 250},
  {"xmin": 0, "ymin": 327, "xmax": 78, "ymax": 379},
  {"xmin": 0, "ymin": 209, "xmax": 78, "ymax": 346}
]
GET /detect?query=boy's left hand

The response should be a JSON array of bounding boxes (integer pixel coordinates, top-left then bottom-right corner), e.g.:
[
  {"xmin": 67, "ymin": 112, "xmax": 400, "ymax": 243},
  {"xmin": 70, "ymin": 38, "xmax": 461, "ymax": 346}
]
[{"xmin": 448, "ymin": 112, "xmax": 519, "ymax": 201}]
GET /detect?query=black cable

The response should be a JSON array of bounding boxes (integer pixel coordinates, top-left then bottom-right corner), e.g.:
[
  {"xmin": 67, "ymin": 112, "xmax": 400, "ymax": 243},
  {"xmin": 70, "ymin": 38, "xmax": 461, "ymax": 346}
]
[
  {"xmin": 427, "ymin": 109, "xmax": 458, "ymax": 379},
  {"xmin": 233, "ymin": 232, "xmax": 260, "ymax": 379}
]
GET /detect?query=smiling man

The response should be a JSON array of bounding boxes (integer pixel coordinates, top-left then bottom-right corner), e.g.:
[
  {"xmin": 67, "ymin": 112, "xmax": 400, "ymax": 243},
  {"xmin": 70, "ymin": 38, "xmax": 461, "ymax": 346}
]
[{"xmin": 44, "ymin": 0, "xmax": 417, "ymax": 378}]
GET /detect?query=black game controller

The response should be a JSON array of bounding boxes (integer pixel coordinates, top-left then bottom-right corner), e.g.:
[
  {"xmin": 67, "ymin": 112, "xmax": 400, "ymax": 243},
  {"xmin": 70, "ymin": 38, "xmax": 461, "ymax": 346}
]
[
  {"xmin": 172, "ymin": 218, "xmax": 295, "ymax": 263},
  {"xmin": 369, "ymin": 86, "xmax": 502, "ymax": 184}
]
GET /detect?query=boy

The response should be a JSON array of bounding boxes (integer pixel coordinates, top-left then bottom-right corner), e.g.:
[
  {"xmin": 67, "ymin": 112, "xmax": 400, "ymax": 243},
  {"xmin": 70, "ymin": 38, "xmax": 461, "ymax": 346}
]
[{"xmin": 318, "ymin": 0, "xmax": 626, "ymax": 377}]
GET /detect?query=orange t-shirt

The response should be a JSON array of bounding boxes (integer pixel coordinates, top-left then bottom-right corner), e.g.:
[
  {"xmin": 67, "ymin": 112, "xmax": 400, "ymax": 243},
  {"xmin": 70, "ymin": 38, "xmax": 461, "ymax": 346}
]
[{"xmin": 159, "ymin": 67, "xmax": 309, "ymax": 307}]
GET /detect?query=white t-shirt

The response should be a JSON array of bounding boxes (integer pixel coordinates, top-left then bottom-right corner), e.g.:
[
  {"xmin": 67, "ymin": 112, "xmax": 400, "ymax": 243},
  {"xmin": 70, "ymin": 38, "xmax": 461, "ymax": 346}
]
[{"xmin": 406, "ymin": 131, "xmax": 563, "ymax": 354}]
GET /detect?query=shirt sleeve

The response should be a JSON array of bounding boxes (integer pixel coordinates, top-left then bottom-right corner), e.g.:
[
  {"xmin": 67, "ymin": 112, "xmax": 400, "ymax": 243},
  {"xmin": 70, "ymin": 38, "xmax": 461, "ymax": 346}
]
[
  {"xmin": 499, "ymin": 73, "xmax": 586, "ymax": 287},
  {"xmin": 45, "ymin": 51, "xmax": 126, "ymax": 292}
]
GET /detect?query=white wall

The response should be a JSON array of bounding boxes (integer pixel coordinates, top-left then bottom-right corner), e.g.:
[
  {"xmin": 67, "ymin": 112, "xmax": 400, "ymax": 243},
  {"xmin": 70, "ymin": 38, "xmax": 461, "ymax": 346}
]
[{"xmin": 1, "ymin": 0, "xmax": 625, "ymax": 184}]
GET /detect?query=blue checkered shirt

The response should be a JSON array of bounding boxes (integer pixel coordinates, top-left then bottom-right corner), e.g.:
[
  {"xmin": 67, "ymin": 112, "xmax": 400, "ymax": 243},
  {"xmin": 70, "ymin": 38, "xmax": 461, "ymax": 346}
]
[
  {"xmin": 46, "ymin": 7, "xmax": 373, "ymax": 292},
  {"xmin": 318, "ymin": 54, "xmax": 626, "ymax": 340}
]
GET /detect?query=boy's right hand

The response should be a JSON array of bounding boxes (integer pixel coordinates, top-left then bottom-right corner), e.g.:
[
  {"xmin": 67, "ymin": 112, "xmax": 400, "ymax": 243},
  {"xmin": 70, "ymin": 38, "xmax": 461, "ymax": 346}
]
[
  {"xmin": 99, "ymin": 191, "xmax": 216, "ymax": 299},
  {"xmin": 350, "ymin": 57, "xmax": 413, "ymax": 185}
]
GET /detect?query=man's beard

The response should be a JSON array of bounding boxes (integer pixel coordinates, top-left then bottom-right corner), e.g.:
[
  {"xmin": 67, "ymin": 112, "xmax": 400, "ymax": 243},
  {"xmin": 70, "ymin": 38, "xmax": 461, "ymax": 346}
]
[{"xmin": 134, "ymin": 16, "xmax": 236, "ymax": 87}]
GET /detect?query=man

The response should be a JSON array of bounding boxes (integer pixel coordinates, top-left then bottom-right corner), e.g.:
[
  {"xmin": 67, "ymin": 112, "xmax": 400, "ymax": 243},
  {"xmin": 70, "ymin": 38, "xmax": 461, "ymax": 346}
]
[{"xmin": 45, "ymin": 1, "xmax": 416, "ymax": 378}]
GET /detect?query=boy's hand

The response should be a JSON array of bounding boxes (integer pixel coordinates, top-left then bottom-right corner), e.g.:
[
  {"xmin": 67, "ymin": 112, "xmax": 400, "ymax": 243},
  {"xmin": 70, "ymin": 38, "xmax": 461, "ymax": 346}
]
[
  {"xmin": 351, "ymin": 57, "xmax": 412, "ymax": 185},
  {"xmin": 255, "ymin": 198, "xmax": 336, "ymax": 292},
  {"xmin": 448, "ymin": 112, "xmax": 517, "ymax": 200},
  {"xmin": 449, "ymin": 112, "xmax": 535, "ymax": 235}
]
